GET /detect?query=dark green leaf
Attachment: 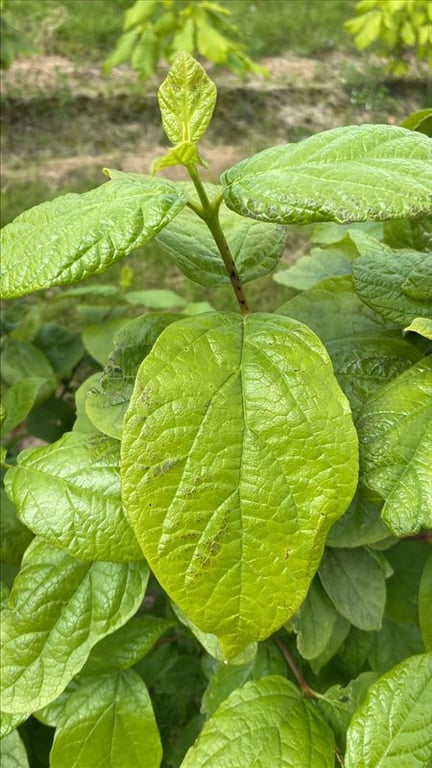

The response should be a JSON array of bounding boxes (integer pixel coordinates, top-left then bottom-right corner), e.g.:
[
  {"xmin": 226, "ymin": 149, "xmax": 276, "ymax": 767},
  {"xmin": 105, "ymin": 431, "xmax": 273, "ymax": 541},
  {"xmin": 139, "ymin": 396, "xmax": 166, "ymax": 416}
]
[
  {"xmin": 368, "ymin": 617, "xmax": 424, "ymax": 674},
  {"xmin": 351, "ymin": 235, "xmax": 432, "ymax": 324},
  {"xmin": 153, "ymin": 184, "xmax": 287, "ymax": 287},
  {"xmin": 319, "ymin": 547, "xmax": 386, "ymax": 631},
  {"xmin": 0, "ymin": 174, "xmax": 187, "ymax": 298},
  {"xmin": 0, "ymin": 490, "xmax": 33, "ymax": 566},
  {"xmin": 295, "ymin": 578, "xmax": 339, "ymax": 660},
  {"xmin": 222, "ymin": 125, "xmax": 432, "ymax": 224},
  {"xmin": 85, "ymin": 313, "xmax": 181, "ymax": 439},
  {"xmin": 327, "ymin": 486, "xmax": 391, "ymax": 549},
  {"xmin": 419, "ymin": 554, "xmax": 432, "ymax": 651}
]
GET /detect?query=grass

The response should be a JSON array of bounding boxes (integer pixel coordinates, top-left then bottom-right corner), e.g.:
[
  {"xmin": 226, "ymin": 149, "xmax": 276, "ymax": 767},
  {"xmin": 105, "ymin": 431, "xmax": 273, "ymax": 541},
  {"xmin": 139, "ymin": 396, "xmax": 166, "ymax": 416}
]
[{"xmin": 6, "ymin": 0, "xmax": 356, "ymax": 62}]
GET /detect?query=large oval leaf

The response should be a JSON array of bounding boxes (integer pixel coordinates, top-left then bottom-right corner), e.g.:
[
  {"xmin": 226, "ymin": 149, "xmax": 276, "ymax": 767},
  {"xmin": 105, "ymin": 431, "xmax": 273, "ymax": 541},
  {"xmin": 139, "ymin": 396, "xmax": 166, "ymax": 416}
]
[
  {"xmin": 4, "ymin": 432, "xmax": 142, "ymax": 562},
  {"xmin": 358, "ymin": 358, "xmax": 432, "ymax": 536},
  {"xmin": 181, "ymin": 676, "xmax": 335, "ymax": 768},
  {"xmin": 121, "ymin": 312, "xmax": 358, "ymax": 658},
  {"xmin": 221, "ymin": 125, "xmax": 432, "ymax": 224},
  {"xmin": 0, "ymin": 539, "xmax": 149, "ymax": 712},
  {"xmin": 50, "ymin": 671, "xmax": 162, "ymax": 768},
  {"xmin": 0, "ymin": 172, "xmax": 187, "ymax": 298},
  {"xmin": 345, "ymin": 654, "xmax": 432, "ymax": 768}
]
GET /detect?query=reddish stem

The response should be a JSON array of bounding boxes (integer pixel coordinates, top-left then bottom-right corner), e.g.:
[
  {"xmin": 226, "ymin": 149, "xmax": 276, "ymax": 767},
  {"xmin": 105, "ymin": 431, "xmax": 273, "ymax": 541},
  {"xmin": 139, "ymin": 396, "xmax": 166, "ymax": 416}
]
[{"xmin": 274, "ymin": 636, "xmax": 314, "ymax": 698}]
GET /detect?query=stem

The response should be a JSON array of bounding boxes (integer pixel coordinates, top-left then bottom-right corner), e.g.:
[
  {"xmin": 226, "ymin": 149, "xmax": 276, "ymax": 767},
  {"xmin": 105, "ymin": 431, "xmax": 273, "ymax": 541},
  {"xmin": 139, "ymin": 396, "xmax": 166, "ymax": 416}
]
[
  {"xmin": 187, "ymin": 164, "xmax": 251, "ymax": 316},
  {"xmin": 274, "ymin": 636, "xmax": 315, "ymax": 698}
]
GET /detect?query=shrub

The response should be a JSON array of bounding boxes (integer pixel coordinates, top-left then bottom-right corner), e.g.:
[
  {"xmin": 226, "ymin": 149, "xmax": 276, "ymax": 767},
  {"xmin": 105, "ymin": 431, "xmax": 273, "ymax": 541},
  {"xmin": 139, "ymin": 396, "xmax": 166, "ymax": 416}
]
[{"xmin": 1, "ymin": 54, "xmax": 432, "ymax": 766}]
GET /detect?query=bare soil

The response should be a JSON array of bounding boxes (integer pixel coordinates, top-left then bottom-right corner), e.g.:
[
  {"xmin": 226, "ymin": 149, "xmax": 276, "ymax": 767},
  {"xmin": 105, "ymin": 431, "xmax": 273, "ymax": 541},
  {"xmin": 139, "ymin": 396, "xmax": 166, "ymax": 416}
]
[{"xmin": 1, "ymin": 51, "xmax": 430, "ymax": 189}]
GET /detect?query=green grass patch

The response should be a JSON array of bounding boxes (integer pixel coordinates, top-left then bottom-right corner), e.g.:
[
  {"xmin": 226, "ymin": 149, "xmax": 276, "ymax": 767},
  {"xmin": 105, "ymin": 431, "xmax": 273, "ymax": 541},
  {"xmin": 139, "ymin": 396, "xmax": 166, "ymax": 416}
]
[{"xmin": 6, "ymin": 0, "xmax": 356, "ymax": 62}]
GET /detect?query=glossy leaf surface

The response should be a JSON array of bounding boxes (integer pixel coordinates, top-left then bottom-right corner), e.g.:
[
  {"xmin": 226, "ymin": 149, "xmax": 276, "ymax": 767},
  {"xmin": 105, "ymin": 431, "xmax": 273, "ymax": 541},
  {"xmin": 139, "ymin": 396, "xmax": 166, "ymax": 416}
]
[
  {"xmin": 0, "ymin": 173, "xmax": 186, "ymax": 298},
  {"xmin": 345, "ymin": 653, "xmax": 432, "ymax": 768},
  {"xmin": 153, "ymin": 183, "xmax": 287, "ymax": 287},
  {"xmin": 358, "ymin": 358, "xmax": 432, "ymax": 536},
  {"xmin": 121, "ymin": 312, "xmax": 358, "ymax": 658},
  {"xmin": 181, "ymin": 676, "xmax": 335, "ymax": 767},
  {"xmin": 157, "ymin": 51, "xmax": 217, "ymax": 145},
  {"xmin": 50, "ymin": 670, "xmax": 162, "ymax": 768},
  {"xmin": 5, "ymin": 432, "xmax": 142, "ymax": 562},
  {"xmin": 1, "ymin": 539, "xmax": 149, "ymax": 712},
  {"xmin": 222, "ymin": 125, "xmax": 432, "ymax": 225}
]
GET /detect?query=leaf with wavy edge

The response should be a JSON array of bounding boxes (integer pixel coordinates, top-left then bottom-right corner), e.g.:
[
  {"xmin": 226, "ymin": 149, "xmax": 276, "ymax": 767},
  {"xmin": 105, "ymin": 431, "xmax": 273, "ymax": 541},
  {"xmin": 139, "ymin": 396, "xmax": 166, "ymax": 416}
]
[
  {"xmin": 121, "ymin": 311, "xmax": 358, "ymax": 658},
  {"xmin": 0, "ymin": 171, "xmax": 186, "ymax": 298},
  {"xmin": 222, "ymin": 125, "xmax": 432, "ymax": 224}
]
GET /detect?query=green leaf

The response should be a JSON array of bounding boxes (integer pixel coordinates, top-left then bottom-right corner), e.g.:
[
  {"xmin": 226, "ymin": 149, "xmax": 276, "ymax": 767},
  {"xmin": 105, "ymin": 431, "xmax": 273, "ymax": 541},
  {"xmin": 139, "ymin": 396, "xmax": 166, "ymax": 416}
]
[
  {"xmin": 383, "ymin": 214, "xmax": 432, "ymax": 251},
  {"xmin": 73, "ymin": 373, "xmax": 102, "ymax": 435},
  {"xmin": 82, "ymin": 317, "xmax": 133, "ymax": 366},
  {"xmin": 358, "ymin": 358, "xmax": 432, "ymax": 536},
  {"xmin": 85, "ymin": 313, "xmax": 181, "ymax": 439},
  {"xmin": 151, "ymin": 141, "xmax": 207, "ymax": 174},
  {"xmin": 4, "ymin": 431, "xmax": 142, "ymax": 562},
  {"xmin": 0, "ymin": 490, "xmax": 33, "ymax": 566},
  {"xmin": 309, "ymin": 612, "xmax": 350, "ymax": 675},
  {"xmin": 172, "ymin": 602, "xmax": 257, "ymax": 665},
  {"xmin": 419, "ymin": 554, "xmax": 432, "ymax": 651},
  {"xmin": 280, "ymin": 276, "xmax": 421, "ymax": 419},
  {"xmin": 82, "ymin": 615, "xmax": 174, "ymax": 675},
  {"xmin": 1, "ymin": 338, "xmax": 54, "ymax": 385},
  {"xmin": 295, "ymin": 578, "xmax": 339, "ymax": 660},
  {"xmin": 273, "ymin": 246, "xmax": 354, "ymax": 290},
  {"xmin": 1, "ymin": 377, "xmax": 51, "ymax": 434},
  {"xmin": 0, "ymin": 711, "xmax": 29, "ymax": 741},
  {"xmin": 404, "ymin": 317, "xmax": 432, "ymax": 340},
  {"xmin": 222, "ymin": 125, "xmax": 432, "ymax": 225},
  {"xmin": 121, "ymin": 312, "xmax": 358, "ymax": 658},
  {"xmin": 50, "ymin": 670, "xmax": 162, "ymax": 768},
  {"xmin": 1, "ymin": 539, "xmax": 149, "ymax": 713},
  {"xmin": 351, "ymin": 237, "xmax": 432, "ymax": 325},
  {"xmin": 0, "ymin": 173, "xmax": 187, "ymax": 298},
  {"xmin": 153, "ymin": 183, "xmax": 287, "ymax": 287},
  {"xmin": 385, "ymin": 540, "xmax": 430, "ymax": 625},
  {"xmin": 124, "ymin": 290, "xmax": 186, "ymax": 308},
  {"xmin": 158, "ymin": 51, "xmax": 217, "ymax": 145},
  {"xmin": 201, "ymin": 641, "xmax": 286, "ymax": 718},
  {"xmin": 401, "ymin": 108, "xmax": 432, "ymax": 137},
  {"xmin": 318, "ymin": 671, "xmax": 379, "ymax": 751},
  {"xmin": 326, "ymin": 486, "xmax": 391, "ymax": 549},
  {"xmin": 181, "ymin": 676, "xmax": 335, "ymax": 767},
  {"xmin": 368, "ymin": 617, "xmax": 424, "ymax": 675},
  {"xmin": 0, "ymin": 728, "xmax": 30, "ymax": 768},
  {"xmin": 319, "ymin": 547, "xmax": 386, "ymax": 631},
  {"xmin": 34, "ymin": 323, "xmax": 85, "ymax": 376},
  {"xmin": 345, "ymin": 654, "xmax": 432, "ymax": 768}
]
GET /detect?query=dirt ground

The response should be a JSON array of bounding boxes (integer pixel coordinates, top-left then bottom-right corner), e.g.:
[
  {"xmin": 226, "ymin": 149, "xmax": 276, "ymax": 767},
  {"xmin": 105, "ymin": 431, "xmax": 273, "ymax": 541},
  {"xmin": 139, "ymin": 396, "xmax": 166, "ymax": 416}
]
[{"xmin": 1, "ymin": 51, "xmax": 430, "ymax": 190}]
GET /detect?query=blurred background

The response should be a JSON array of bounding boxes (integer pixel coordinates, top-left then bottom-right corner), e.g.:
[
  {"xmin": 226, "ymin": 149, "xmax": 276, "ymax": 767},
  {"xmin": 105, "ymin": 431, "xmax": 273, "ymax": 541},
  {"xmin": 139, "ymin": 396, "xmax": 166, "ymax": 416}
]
[{"xmin": 1, "ymin": 0, "xmax": 431, "ymax": 306}]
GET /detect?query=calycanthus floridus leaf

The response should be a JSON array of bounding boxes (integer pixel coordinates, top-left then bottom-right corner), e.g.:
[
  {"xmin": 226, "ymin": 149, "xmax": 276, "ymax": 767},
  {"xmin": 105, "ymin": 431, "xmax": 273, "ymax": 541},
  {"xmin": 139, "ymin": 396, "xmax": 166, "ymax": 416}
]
[
  {"xmin": 157, "ymin": 51, "xmax": 217, "ymax": 145},
  {"xmin": 181, "ymin": 676, "xmax": 335, "ymax": 768},
  {"xmin": 221, "ymin": 125, "xmax": 432, "ymax": 225},
  {"xmin": 0, "ymin": 172, "xmax": 187, "ymax": 298},
  {"xmin": 0, "ymin": 538, "xmax": 149, "ymax": 713},
  {"xmin": 121, "ymin": 312, "xmax": 358, "ymax": 658},
  {"xmin": 4, "ymin": 431, "xmax": 142, "ymax": 562},
  {"xmin": 153, "ymin": 183, "xmax": 287, "ymax": 287},
  {"xmin": 50, "ymin": 670, "xmax": 162, "ymax": 768},
  {"xmin": 85, "ymin": 313, "xmax": 182, "ymax": 440},
  {"xmin": 358, "ymin": 358, "xmax": 432, "ymax": 536},
  {"xmin": 345, "ymin": 653, "xmax": 432, "ymax": 768}
]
